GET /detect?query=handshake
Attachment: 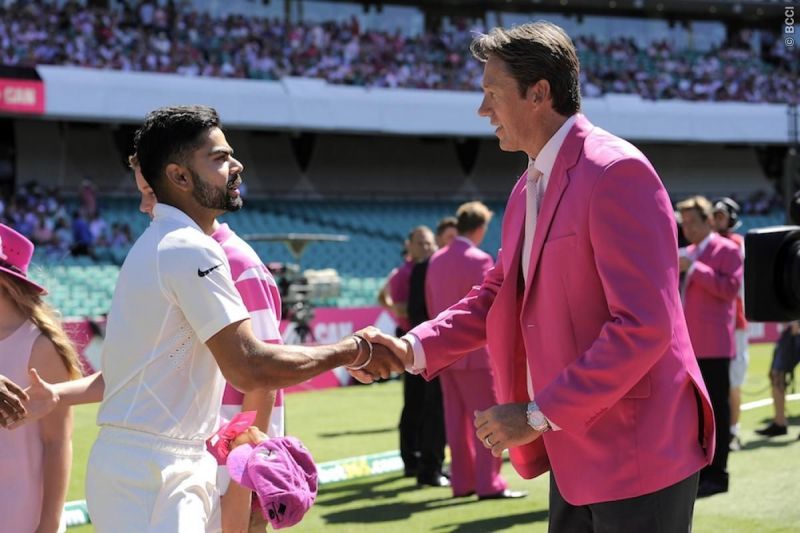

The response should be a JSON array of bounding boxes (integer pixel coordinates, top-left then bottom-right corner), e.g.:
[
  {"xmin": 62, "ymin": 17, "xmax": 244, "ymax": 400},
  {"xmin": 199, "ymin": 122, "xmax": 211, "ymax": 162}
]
[{"xmin": 343, "ymin": 327, "xmax": 414, "ymax": 384}]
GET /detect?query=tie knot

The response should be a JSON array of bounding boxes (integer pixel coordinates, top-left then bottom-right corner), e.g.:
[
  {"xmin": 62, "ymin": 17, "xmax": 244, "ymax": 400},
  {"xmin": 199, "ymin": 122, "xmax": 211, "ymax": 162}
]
[{"xmin": 527, "ymin": 169, "xmax": 543, "ymax": 183}]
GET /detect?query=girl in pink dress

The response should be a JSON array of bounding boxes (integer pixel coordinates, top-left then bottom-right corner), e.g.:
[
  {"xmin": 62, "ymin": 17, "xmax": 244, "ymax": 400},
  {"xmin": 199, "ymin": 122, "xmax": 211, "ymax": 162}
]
[{"xmin": 0, "ymin": 224, "xmax": 82, "ymax": 532}]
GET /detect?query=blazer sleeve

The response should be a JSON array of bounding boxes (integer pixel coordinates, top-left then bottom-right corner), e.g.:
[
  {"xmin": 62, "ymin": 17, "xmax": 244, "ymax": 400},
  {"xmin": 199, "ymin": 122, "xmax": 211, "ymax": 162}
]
[
  {"xmin": 689, "ymin": 247, "xmax": 742, "ymax": 302},
  {"xmin": 411, "ymin": 247, "xmax": 504, "ymax": 378},
  {"xmin": 535, "ymin": 157, "xmax": 679, "ymax": 434}
]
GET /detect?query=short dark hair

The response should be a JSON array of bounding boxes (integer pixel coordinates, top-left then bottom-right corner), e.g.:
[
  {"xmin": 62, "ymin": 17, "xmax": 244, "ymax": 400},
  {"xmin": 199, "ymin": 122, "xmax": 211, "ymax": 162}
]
[
  {"xmin": 133, "ymin": 105, "xmax": 220, "ymax": 197},
  {"xmin": 435, "ymin": 216, "xmax": 458, "ymax": 237},
  {"xmin": 456, "ymin": 201, "xmax": 493, "ymax": 234},
  {"xmin": 470, "ymin": 21, "xmax": 581, "ymax": 116}
]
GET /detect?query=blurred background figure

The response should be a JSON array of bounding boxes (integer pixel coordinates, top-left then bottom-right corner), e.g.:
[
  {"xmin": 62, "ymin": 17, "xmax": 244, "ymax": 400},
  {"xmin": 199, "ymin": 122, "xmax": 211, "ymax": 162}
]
[
  {"xmin": 399, "ymin": 226, "xmax": 448, "ymax": 487},
  {"xmin": 425, "ymin": 201, "xmax": 524, "ymax": 500},
  {"xmin": 434, "ymin": 216, "xmax": 458, "ymax": 248},
  {"xmin": 677, "ymin": 196, "xmax": 743, "ymax": 497}
]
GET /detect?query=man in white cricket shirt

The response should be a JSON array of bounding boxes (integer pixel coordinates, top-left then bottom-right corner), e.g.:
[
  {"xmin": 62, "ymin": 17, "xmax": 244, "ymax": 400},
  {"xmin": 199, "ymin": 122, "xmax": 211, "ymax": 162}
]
[{"xmin": 86, "ymin": 105, "xmax": 403, "ymax": 532}]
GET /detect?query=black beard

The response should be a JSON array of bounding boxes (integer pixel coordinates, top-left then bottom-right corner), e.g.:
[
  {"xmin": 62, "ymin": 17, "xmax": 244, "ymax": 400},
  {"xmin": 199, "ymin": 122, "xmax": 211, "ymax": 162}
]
[{"xmin": 190, "ymin": 168, "xmax": 243, "ymax": 212}]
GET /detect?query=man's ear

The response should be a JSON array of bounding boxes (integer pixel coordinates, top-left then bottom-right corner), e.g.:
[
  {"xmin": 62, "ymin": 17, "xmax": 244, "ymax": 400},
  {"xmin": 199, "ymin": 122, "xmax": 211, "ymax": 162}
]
[
  {"xmin": 527, "ymin": 79, "xmax": 550, "ymax": 104},
  {"xmin": 165, "ymin": 163, "xmax": 192, "ymax": 192}
]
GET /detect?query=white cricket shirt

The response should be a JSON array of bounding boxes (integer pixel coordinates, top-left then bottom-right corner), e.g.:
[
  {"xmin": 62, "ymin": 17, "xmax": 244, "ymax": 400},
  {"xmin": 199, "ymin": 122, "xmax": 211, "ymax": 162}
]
[{"xmin": 96, "ymin": 204, "xmax": 250, "ymax": 441}]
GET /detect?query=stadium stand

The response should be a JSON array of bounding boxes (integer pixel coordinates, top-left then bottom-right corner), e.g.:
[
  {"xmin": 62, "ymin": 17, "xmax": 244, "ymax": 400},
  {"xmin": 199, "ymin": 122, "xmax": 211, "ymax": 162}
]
[
  {"xmin": 16, "ymin": 196, "xmax": 783, "ymax": 317},
  {"xmin": 0, "ymin": 0, "xmax": 794, "ymax": 103}
]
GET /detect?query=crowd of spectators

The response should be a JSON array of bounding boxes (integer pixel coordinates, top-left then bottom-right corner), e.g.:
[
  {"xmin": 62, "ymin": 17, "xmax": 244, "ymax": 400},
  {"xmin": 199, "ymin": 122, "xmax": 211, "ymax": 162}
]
[
  {"xmin": 0, "ymin": 1, "xmax": 795, "ymax": 103},
  {"xmin": 728, "ymin": 189, "xmax": 785, "ymax": 216},
  {"xmin": 0, "ymin": 181, "xmax": 132, "ymax": 260}
]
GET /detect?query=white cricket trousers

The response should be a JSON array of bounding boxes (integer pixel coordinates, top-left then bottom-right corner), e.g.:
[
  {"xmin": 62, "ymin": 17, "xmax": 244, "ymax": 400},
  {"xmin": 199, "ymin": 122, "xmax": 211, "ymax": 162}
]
[{"xmin": 86, "ymin": 426, "xmax": 221, "ymax": 532}]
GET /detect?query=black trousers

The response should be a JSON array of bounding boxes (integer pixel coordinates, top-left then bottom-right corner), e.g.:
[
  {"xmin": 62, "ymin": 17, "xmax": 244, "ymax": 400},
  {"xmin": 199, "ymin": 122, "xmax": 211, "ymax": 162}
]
[
  {"xmin": 549, "ymin": 471, "xmax": 700, "ymax": 533},
  {"xmin": 697, "ymin": 357, "xmax": 730, "ymax": 487},
  {"xmin": 399, "ymin": 372, "xmax": 446, "ymax": 476}
]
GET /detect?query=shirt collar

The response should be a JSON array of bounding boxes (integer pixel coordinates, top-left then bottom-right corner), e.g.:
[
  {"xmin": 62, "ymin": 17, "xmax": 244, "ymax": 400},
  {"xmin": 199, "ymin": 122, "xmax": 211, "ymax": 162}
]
[
  {"xmin": 696, "ymin": 232, "xmax": 716, "ymax": 255},
  {"xmin": 454, "ymin": 235, "xmax": 474, "ymax": 247},
  {"xmin": 152, "ymin": 203, "xmax": 204, "ymax": 233},
  {"xmin": 529, "ymin": 114, "xmax": 578, "ymax": 178}
]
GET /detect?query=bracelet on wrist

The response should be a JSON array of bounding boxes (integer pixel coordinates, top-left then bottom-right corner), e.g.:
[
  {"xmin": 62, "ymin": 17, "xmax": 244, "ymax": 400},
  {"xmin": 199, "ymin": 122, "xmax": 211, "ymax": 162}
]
[{"xmin": 345, "ymin": 334, "xmax": 374, "ymax": 370}]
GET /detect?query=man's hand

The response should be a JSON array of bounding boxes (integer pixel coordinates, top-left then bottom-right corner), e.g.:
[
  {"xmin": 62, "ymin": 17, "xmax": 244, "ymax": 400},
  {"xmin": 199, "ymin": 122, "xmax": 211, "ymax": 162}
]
[
  {"xmin": 347, "ymin": 327, "xmax": 410, "ymax": 383},
  {"xmin": 355, "ymin": 327, "xmax": 413, "ymax": 366},
  {"xmin": 0, "ymin": 373, "xmax": 28, "ymax": 428},
  {"xmin": 679, "ymin": 256, "xmax": 692, "ymax": 273},
  {"xmin": 474, "ymin": 402, "xmax": 541, "ymax": 458},
  {"xmin": 8, "ymin": 369, "xmax": 59, "ymax": 430}
]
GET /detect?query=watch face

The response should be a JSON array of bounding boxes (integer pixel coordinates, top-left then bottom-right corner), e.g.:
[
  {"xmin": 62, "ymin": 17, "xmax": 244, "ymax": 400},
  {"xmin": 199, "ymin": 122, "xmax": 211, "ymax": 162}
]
[{"xmin": 527, "ymin": 407, "xmax": 547, "ymax": 430}]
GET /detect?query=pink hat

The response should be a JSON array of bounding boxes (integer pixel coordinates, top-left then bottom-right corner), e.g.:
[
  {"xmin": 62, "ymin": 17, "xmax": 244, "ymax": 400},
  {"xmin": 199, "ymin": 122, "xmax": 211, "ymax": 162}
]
[
  {"xmin": 227, "ymin": 436, "xmax": 318, "ymax": 529},
  {"xmin": 0, "ymin": 224, "xmax": 47, "ymax": 295}
]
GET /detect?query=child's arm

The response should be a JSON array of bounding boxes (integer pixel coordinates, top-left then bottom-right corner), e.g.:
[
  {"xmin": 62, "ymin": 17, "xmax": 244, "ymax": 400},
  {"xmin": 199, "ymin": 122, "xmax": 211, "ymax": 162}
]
[
  {"xmin": 221, "ymin": 403, "xmax": 272, "ymax": 533},
  {"xmin": 11, "ymin": 370, "xmax": 105, "ymax": 429},
  {"xmin": 29, "ymin": 336, "xmax": 73, "ymax": 533}
]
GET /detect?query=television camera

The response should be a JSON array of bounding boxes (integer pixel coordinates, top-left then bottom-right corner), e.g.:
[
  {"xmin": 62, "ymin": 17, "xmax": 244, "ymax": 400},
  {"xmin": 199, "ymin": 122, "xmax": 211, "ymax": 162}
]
[
  {"xmin": 745, "ymin": 191, "xmax": 800, "ymax": 322},
  {"xmin": 243, "ymin": 232, "xmax": 348, "ymax": 343}
]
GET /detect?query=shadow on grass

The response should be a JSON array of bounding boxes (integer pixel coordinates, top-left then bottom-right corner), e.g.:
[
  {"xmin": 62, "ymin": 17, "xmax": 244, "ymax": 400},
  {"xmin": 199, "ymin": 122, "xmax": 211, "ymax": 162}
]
[
  {"xmin": 739, "ymin": 436, "xmax": 799, "ymax": 451},
  {"xmin": 320, "ymin": 495, "xmax": 493, "ymax": 524},
  {"xmin": 433, "ymin": 509, "xmax": 549, "ymax": 532},
  {"xmin": 318, "ymin": 426, "xmax": 395, "ymax": 438},
  {"xmin": 318, "ymin": 474, "xmax": 423, "ymax": 506},
  {"xmin": 755, "ymin": 414, "xmax": 800, "ymax": 425}
]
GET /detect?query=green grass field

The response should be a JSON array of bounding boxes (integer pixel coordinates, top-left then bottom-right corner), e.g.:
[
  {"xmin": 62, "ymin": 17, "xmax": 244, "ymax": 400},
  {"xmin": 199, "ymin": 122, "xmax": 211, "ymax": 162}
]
[{"xmin": 66, "ymin": 344, "xmax": 799, "ymax": 532}]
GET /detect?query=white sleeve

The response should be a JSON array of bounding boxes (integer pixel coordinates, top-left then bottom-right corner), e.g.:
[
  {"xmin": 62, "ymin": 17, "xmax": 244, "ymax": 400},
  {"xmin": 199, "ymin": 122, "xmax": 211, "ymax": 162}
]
[{"xmin": 159, "ymin": 238, "xmax": 250, "ymax": 342}]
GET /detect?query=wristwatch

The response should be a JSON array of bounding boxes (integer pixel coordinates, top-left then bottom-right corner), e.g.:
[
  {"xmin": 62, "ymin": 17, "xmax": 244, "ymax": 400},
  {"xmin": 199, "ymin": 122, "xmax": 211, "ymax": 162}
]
[{"xmin": 526, "ymin": 401, "xmax": 551, "ymax": 433}]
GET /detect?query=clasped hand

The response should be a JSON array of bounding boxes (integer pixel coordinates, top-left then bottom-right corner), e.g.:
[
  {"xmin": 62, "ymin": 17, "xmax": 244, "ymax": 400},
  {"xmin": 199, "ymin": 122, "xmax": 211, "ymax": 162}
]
[{"xmin": 345, "ymin": 327, "xmax": 412, "ymax": 383}]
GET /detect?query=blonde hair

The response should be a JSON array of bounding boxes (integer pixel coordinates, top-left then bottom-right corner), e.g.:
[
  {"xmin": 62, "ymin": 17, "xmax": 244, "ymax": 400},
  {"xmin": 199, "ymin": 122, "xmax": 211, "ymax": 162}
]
[
  {"xmin": 676, "ymin": 196, "xmax": 713, "ymax": 222},
  {"xmin": 0, "ymin": 273, "xmax": 82, "ymax": 380}
]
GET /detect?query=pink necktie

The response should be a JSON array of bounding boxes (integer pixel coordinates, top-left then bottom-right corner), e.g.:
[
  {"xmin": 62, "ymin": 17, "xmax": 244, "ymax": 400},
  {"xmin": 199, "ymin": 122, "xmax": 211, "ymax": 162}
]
[{"xmin": 521, "ymin": 168, "xmax": 543, "ymax": 282}]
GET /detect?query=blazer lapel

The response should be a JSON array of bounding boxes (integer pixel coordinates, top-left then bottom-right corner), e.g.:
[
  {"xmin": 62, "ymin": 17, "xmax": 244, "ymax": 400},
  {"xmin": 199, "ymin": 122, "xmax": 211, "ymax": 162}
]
[
  {"xmin": 520, "ymin": 115, "xmax": 593, "ymax": 307},
  {"xmin": 502, "ymin": 173, "xmax": 529, "ymax": 295},
  {"xmin": 521, "ymin": 165, "xmax": 569, "ymax": 307}
]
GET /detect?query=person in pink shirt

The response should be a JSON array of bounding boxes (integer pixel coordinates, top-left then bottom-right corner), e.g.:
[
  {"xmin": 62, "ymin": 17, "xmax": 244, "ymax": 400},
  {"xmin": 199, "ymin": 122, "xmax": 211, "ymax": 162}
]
[{"xmin": 0, "ymin": 224, "xmax": 82, "ymax": 533}]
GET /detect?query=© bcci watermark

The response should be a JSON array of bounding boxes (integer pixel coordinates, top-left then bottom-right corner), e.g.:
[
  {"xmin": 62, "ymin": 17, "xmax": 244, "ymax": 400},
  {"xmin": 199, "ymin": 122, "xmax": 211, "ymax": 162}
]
[{"xmin": 787, "ymin": 5, "xmax": 796, "ymax": 48}]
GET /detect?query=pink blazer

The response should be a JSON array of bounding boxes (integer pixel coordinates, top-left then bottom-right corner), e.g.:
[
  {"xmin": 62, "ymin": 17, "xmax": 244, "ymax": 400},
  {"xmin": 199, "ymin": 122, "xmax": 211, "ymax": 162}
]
[
  {"xmin": 683, "ymin": 235, "xmax": 742, "ymax": 358},
  {"xmin": 410, "ymin": 115, "xmax": 715, "ymax": 505},
  {"xmin": 425, "ymin": 238, "xmax": 495, "ymax": 371}
]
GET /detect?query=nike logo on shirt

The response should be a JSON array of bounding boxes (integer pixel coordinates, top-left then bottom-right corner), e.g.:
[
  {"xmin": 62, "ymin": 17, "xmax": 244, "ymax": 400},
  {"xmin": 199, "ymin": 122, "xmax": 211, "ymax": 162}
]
[{"xmin": 198, "ymin": 264, "xmax": 223, "ymax": 277}]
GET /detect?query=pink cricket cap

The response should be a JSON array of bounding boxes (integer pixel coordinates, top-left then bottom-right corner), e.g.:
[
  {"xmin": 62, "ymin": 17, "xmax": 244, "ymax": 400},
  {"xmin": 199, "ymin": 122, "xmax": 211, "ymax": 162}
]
[{"xmin": 227, "ymin": 436, "xmax": 318, "ymax": 529}]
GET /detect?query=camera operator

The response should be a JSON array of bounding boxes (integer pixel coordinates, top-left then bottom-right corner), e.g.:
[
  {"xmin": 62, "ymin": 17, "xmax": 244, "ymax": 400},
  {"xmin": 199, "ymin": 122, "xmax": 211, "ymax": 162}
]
[{"xmin": 755, "ymin": 321, "xmax": 800, "ymax": 438}]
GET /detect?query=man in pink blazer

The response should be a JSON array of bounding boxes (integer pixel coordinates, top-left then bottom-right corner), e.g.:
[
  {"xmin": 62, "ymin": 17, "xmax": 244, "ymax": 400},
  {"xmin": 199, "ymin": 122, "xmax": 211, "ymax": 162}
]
[
  {"xmin": 355, "ymin": 22, "xmax": 715, "ymax": 531},
  {"xmin": 677, "ymin": 195, "xmax": 743, "ymax": 497},
  {"xmin": 425, "ymin": 201, "xmax": 524, "ymax": 500}
]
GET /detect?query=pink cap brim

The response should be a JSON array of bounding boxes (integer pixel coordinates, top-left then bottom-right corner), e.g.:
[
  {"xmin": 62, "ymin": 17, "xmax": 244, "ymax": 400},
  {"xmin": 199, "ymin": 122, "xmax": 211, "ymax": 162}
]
[{"xmin": 0, "ymin": 267, "xmax": 47, "ymax": 295}]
